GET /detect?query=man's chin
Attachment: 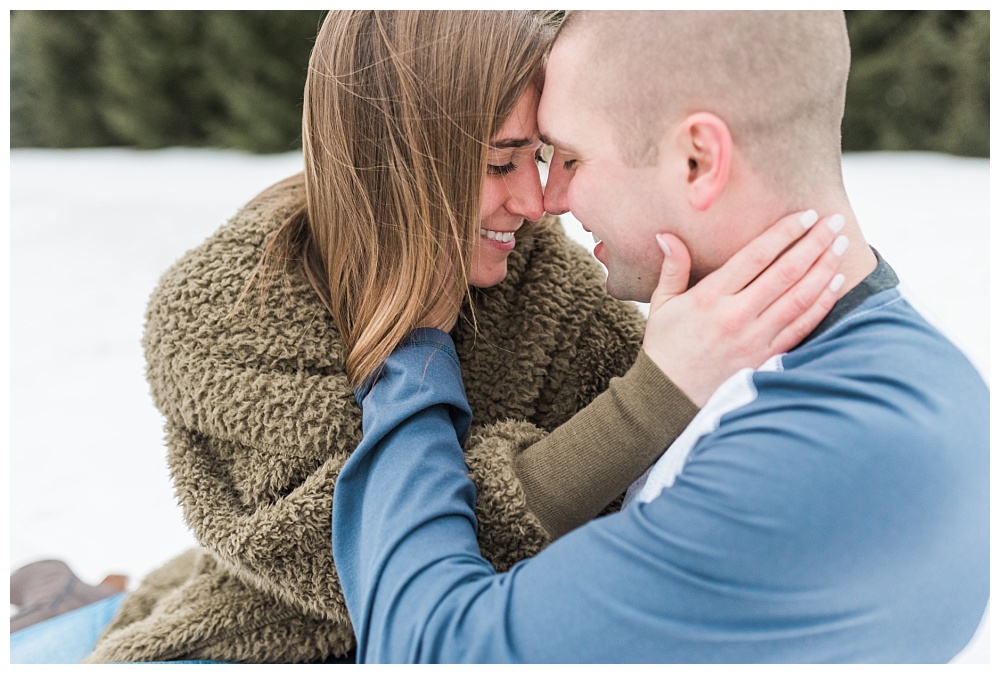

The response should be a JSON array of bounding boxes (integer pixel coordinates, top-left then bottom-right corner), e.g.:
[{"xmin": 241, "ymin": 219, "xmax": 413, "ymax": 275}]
[{"xmin": 604, "ymin": 279, "xmax": 654, "ymax": 304}]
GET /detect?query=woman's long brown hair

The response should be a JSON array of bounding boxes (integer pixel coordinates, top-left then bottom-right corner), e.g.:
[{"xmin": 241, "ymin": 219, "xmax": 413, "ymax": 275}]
[{"xmin": 245, "ymin": 11, "xmax": 556, "ymax": 388}]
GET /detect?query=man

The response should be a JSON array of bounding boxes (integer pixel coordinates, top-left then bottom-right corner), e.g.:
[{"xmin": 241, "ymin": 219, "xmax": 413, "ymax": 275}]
[{"xmin": 332, "ymin": 11, "xmax": 988, "ymax": 663}]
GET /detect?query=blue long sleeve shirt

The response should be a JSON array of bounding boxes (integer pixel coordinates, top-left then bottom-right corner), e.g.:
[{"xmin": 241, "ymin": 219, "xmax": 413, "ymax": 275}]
[{"xmin": 333, "ymin": 285, "xmax": 989, "ymax": 663}]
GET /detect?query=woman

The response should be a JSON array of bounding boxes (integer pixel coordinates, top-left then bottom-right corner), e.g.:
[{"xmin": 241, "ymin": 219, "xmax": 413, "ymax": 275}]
[
  {"xmin": 57, "ymin": 10, "xmax": 832, "ymax": 664},
  {"xmin": 74, "ymin": 11, "xmax": 644, "ymax": 663}
]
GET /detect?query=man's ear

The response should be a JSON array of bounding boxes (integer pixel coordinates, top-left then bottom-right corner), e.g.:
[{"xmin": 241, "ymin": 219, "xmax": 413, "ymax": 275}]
[{"xmin": 678, "ymin": 112, "xmax": 731, "ymax": 211}]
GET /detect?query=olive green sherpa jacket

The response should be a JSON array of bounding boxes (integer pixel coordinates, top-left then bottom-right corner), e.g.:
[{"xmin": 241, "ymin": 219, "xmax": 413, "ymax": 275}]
[{"xmin": 85, "ymin": 175, "xmax": 696, "ymax": 663}]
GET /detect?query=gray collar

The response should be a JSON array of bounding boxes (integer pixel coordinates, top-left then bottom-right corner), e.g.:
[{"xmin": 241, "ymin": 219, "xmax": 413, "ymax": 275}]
[{"xmin": 801, "ymin": 248, "xmax": 899, "ymax": 346}]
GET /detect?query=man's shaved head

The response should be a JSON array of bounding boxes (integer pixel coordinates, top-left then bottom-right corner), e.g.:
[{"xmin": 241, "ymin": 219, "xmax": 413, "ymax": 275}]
[{"xmin": 558, "ymin": 11, "xmax": 851, "ymax": 201}]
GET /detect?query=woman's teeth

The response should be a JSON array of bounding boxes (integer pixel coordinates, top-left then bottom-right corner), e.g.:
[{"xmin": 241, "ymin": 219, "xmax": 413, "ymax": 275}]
[
  {"xmin": 481, "ymin": 229, "xmax": 514, "ymax": 243},
  {"xmin": 592, "ymin": 232, "xmax": 601, "ymax": 244}
]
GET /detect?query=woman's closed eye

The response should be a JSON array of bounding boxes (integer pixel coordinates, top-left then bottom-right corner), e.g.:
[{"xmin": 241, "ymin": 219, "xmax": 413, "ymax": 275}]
[
  {"xmin": 487, "ymin": 161, "xmax": 518, "ymax": 176},
  {"xmin": 487, "ymin": 150, "xmax": 548, "ymax": 177}
]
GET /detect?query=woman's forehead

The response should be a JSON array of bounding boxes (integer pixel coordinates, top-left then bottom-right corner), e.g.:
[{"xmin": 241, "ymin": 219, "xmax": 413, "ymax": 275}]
[{"xmin": 491, "ymin": 87, "xmax": 540, "ymax": 146}]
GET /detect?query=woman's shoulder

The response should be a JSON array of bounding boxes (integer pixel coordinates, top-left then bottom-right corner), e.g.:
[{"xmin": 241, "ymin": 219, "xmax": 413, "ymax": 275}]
[
  {"xmin": 150, "ymin": 172, "xmax": 304, "ymax": 279},
  {"xmin": 152, "ymin": 173, "xmax": 307, "ymax": 295},
  {"xmin": 214, "ymin": 172, "xmax": 307, "ymax": 247},
  {"xmin": 238, "ymin": 172, "xmax": 307, "ymax": 227},
  {"xmin": 143, "ymin": 172, "xmax": 341, "ymax": 369}
]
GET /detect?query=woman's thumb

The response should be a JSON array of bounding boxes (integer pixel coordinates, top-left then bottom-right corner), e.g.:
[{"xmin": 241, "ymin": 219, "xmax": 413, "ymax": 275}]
[{"xmin": 649, "ymin": 233, "xmax": 691, "ymax": 312}]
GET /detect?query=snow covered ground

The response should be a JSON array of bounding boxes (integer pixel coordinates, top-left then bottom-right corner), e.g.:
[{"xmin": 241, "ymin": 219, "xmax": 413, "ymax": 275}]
[{"xmin": 8, "ymin": 148, "xmax": 990, "ymax": 661}]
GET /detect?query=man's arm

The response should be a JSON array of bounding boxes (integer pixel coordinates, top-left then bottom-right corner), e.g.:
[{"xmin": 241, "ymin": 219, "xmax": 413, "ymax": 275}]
[{"xmin": 333, "ymin": 327, "xmax": 986, "ymax": 663}]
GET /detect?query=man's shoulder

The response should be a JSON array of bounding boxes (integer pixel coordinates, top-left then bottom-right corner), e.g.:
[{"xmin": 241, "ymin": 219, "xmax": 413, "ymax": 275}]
[
  {"xmin": 735, "ymin": 287, "xmax": 989, "ymax": 473},
  {"xmin": 779, "ymin": 286, "xmax": 985, "ymax": 393}
]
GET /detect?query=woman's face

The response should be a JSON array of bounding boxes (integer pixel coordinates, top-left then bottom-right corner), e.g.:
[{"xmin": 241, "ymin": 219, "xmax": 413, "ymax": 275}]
[{"xmin": 469, "ymin": 86, "xmax": 546, "ymax": 288}]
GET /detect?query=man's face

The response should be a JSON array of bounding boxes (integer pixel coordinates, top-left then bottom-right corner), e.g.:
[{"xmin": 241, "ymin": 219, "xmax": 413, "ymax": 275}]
[{"xmin": 539, "ymin": 35, "xmax": 681, "ymax": 303}]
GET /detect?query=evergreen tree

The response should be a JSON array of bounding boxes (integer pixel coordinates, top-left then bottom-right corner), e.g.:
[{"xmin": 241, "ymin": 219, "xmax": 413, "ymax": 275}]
[
  {"xmin": 9, "ymin": 10, "xmax": 990, "ymax": 157},
  {"xmin": 935, "ymin": 11, "xmax": 989, "ymax": 157},
  {"xmin": 10, "ymin": 10, "xmax": 322, "ymax": 152},
  {"xmin": 843, "ymin": 10, "xmax": 989, "ymax": 157},
  {"xmin": 201, "ymin": 11, "xmax": 325, "ymax": 153},
  {"xmin": 97, "ymin": 11, "xmax": 223, "ymax": 149},
  {"xmin": 10, "ymin": 11, "xmax": 123, "ymax": 148}
]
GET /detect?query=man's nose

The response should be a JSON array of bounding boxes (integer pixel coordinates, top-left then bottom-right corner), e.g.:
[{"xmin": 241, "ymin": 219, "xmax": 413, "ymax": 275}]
[{"xmin": 543, "ymin": 154, "xmax": 570, "ymax": 215}]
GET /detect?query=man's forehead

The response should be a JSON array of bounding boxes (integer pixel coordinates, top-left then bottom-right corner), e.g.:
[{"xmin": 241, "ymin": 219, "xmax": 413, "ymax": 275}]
[
  {"xmin": 538, "ymin": 38, "xmax": 588, "ymax": 150},
  {"xmin": 540, "ymin": 32, "xmax": 584, "ymax": 101}
]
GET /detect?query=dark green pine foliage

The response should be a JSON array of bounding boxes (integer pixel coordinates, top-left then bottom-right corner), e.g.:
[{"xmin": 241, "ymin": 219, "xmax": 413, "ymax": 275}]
[
  {"xmin": 98, "ymin": 11, "xmax": 223, "ymax": 149},
  {"xmin": 200, "ymin": 11, "xmax": 326, "ymax": 153},
  {"xmin": 10, "ymin": 10, "xmax": 325, "ymax": 153},
  {"xmin": 10, "ymin": 11, "xmax": 123, "ymax": 148},
  {"xmin": 843, "ymin": 10, "xmax": 989, "ymax": 157},
  {"xmin": 937, "ymin": 12, "xmax": 990, "ymax": 157},
  {"xmin": 9, "ymin": 10, "xmax": 989, "ymax": 157}
]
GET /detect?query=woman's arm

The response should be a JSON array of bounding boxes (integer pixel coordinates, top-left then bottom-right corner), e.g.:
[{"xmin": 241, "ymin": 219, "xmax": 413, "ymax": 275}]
[{"xmin": 511, "ymin": 351, "xmax": 697, "ymax": 537}]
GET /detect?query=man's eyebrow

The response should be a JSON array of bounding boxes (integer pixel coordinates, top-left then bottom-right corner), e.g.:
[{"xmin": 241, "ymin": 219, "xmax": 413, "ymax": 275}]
[
  {"xmin": 539, "ymin": 133, "xmax": 579, "ymax": 155},
  {"xmin": 490, "ymin": 137, "xmax": 534, "ymax": 149}
]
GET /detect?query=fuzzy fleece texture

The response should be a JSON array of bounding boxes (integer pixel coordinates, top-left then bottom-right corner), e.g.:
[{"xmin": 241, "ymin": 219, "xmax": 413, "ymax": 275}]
[{"xmin": 84, "ymin": 174, "xmax": 644, "ymax": 663}]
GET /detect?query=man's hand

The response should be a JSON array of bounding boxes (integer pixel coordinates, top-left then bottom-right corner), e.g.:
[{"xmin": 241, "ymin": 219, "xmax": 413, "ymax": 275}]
[{"xmin": 643, "ymin": 209, "xmax": 848, "ymax": 407}]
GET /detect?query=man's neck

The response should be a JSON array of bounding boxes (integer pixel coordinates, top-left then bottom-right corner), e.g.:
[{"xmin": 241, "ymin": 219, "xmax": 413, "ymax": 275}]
[
  {"xmin": 739, "ymin": 181, "xmax": 878, "ymax": 298},
  {"xmin": 712, "ymin": 173, "xmax": 878, "ymax": 297},
  {"xmin": 808, "ymin": 199, "xmax": 878, "ymax": 298}
]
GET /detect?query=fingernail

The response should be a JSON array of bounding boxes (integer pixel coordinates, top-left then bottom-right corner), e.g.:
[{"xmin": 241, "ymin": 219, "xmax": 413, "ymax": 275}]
[
  {"xmin": 800, "ymin": 209, "xmax": 819, "ymax": 228},
  {"xmin": 656, "ymin": 234, "xmax": 672, "ymax": 257},
  {"xmin": 829, "ymin": 274, "xmax": 846, "ymax": 292},
  {"xmin": 827, "ymin": 214, "xmax": 845, "ymax": 233},
  {"xmin": 832, "ymin": 235, "xmax": 849, "ymax": 256}
]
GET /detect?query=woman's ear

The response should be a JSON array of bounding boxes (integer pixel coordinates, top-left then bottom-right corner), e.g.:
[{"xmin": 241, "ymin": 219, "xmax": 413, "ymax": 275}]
[{"xmin": 679, "ymin": 112, "xmax": 731, "ymax": 211}]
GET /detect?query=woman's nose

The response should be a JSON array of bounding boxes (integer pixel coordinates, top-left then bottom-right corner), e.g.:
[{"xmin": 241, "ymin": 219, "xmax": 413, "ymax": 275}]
[{"xmin": 508, "ymin": 163, "xmax": 545, "ymax": 222}]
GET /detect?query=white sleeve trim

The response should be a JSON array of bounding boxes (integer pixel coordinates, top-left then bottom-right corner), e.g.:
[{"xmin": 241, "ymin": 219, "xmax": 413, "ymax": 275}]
[{"xmin": 623, "ymin": 354, "xmax": 783, "ymax": 508}]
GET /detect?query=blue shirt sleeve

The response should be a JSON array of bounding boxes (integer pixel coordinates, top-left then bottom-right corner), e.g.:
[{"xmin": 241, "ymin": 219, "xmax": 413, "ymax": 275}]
[
  {"xmin": 333, "ymin": 328, "xmax": 493, "ymax": 662},
  {"xmin": 332, "ymin": 327, "xmax": 987, "ymax": 663}
]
